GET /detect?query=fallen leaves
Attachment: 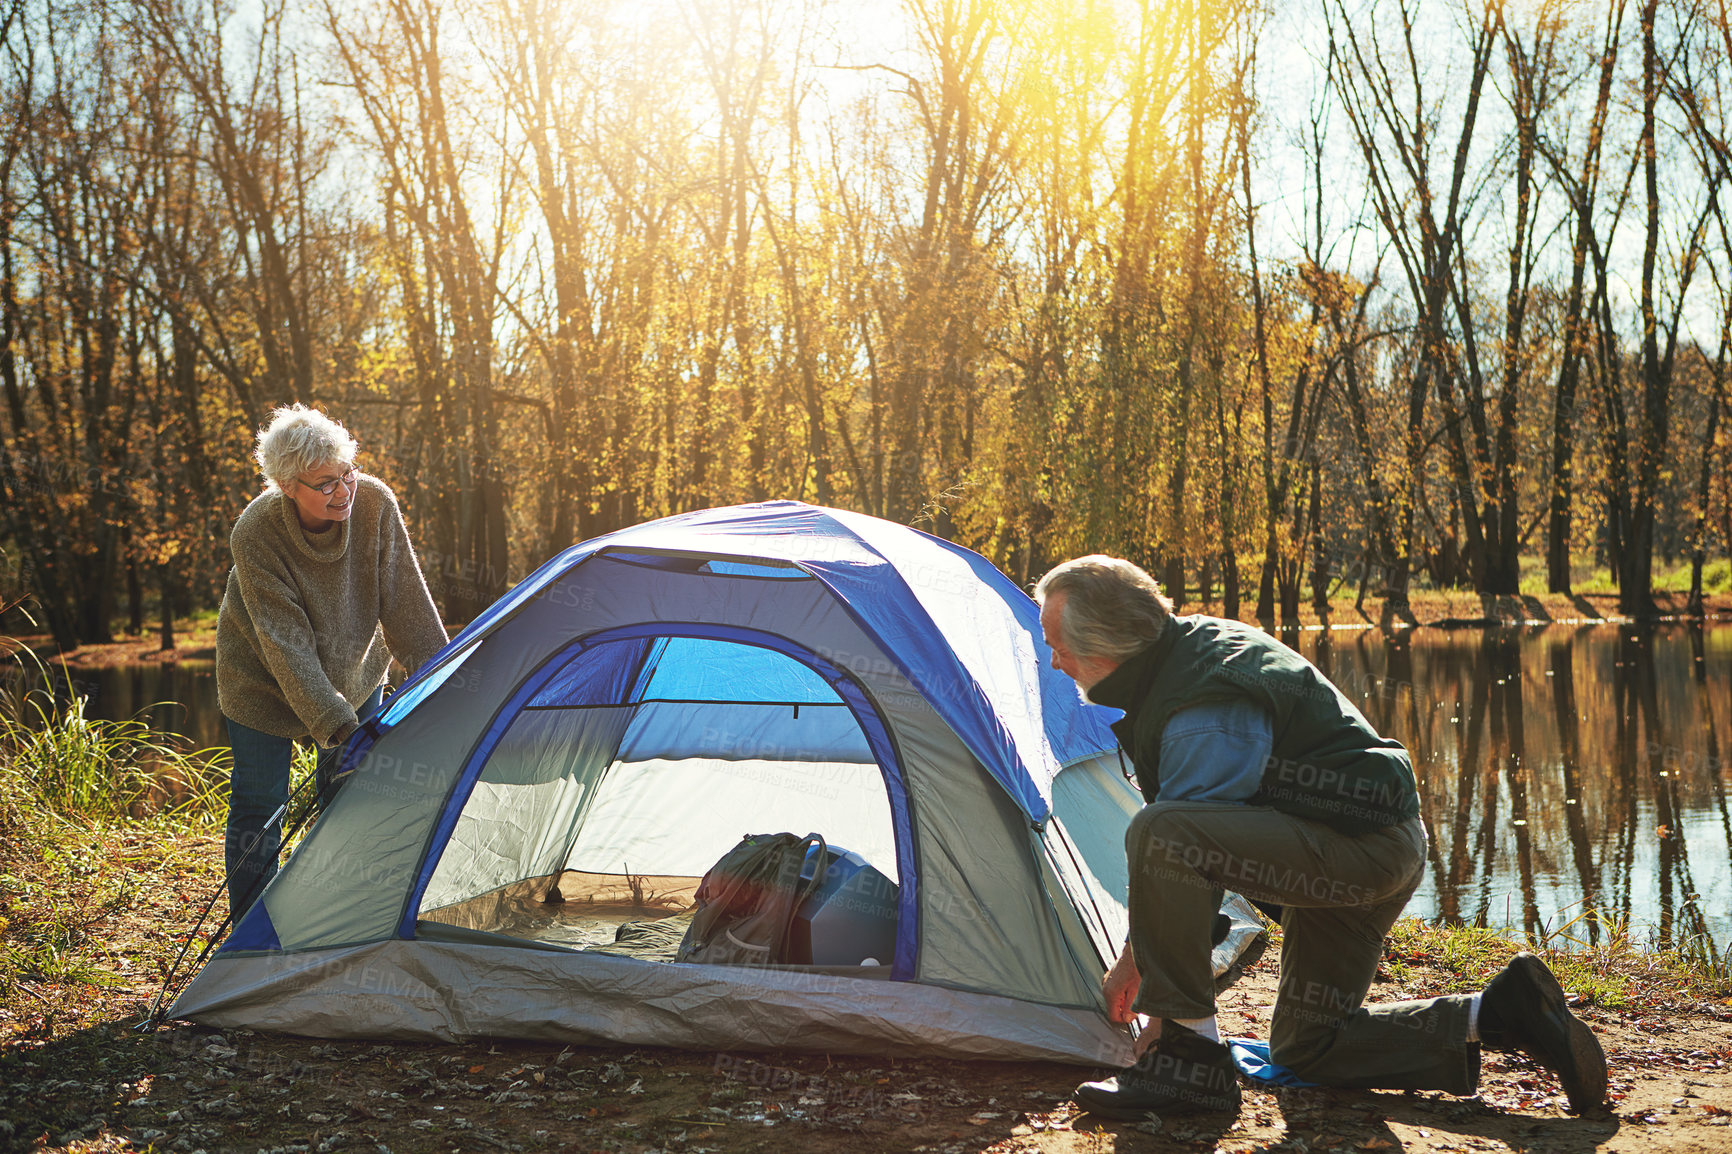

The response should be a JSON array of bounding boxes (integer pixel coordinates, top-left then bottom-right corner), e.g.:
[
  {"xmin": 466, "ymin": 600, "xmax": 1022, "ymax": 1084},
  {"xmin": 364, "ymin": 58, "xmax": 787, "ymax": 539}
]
[{"xmin": 4, "ymin": 891, "xmax": 1732, "ymax": 1154}]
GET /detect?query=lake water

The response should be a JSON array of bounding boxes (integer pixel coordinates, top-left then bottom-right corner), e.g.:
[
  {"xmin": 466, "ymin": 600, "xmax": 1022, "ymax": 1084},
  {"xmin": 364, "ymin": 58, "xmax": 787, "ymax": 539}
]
[
  {"xmin": 7, "ymin": 658, "xmax": 226, "ymax": 750},
  {"xmin": 31, "ymin": 621, "xmax": 1732, "ymax": 958},
  {"xmin": 1291, "ymin": 621, "xmax": 1730, "ymax": 960}
]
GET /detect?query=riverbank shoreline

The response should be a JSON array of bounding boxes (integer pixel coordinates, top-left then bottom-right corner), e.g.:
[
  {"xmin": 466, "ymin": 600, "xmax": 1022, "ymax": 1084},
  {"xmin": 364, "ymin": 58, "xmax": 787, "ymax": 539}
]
[
  {"xmin": 9, "ymin": 589, "xmax": 1732, "ymax": 673},
  {"xmin": 1, "ymin": 624, "xmax": 218, "ymax": 671},
  {"xmin": 1169, "ymin": 587, "xmax": 1732, "ymax": 632}
]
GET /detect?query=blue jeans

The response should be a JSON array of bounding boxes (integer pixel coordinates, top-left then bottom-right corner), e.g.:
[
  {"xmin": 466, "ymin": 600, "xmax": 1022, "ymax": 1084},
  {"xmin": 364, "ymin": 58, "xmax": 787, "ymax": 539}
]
[{"xmin": 224, "ymin": 687, "xmax": 382, "ymax": 918}]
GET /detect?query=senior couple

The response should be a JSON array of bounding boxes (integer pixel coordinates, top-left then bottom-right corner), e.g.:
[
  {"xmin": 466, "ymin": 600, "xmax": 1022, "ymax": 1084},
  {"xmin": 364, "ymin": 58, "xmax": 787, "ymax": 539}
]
[{"xmin": 219, "ymin": 405, "xmax": 1605, "ymax": 1123}]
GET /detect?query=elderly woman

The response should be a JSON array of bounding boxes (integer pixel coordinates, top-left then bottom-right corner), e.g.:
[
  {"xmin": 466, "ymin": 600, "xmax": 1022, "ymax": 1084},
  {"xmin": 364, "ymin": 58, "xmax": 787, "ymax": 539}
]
[{"xmin": 216, "ymin": 404, "xmax": 448, "ymax": 918}]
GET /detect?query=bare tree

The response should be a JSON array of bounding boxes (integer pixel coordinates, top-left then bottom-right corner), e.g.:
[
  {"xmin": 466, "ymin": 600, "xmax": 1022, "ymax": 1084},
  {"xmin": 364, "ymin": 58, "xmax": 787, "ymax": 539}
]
[
  {"xmin": 1618, "ymin": 0, "xmax": 1711, "ymax": 615},
  {"xmin": 1329, "ymin": 0, "xmax": 1519, "ymax": 602},
  {"xmin": 1540, "ymin": 1, "xmax": 1624, "ymax": 594},
  {"xmin": 1668, "ymin": 0, "xmax": 1731, "ymax": 615},
  {"xmin": 0, "ymin": 2, "xmax": 163, "ymax": 644},
  {"xmin": 328, "ymin": 0, "xmax": 514, "ymax": 622},
  {"xmin": 130, "ymin": 0, "xmax": 343, "ymax": 426},
  {"xmin": 1327, "ymin": 1, "xmax": 1489, "ymax": 608}
]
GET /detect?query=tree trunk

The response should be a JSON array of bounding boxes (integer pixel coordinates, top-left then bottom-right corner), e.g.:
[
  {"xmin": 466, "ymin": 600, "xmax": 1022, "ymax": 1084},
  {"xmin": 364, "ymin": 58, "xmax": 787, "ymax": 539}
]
[
  {"xmin": 1544, "ymin": 9, "xmax": 1620, "ymax": 593},
  {"xmin": 1310, "ymin": 466, "xmax": 1330, "ymax": 617},
  {"xmin": 1622, "ymin": 0, "xmax": 1668, "ymax": 618},
  {"xmin": 159, "ymin": 568, "xmax": 176, "ymax": 653},
  {"xmin": 1687, "ymin": 344, "xmax": 1725, "ymax": 617},
  {"xmin": 1221, "ymin": 548, "xmax": 1240, "ymax": 621}
]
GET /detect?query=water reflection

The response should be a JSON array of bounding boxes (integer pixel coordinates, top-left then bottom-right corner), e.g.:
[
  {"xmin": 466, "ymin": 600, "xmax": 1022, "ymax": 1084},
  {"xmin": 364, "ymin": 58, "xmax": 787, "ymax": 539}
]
[
  {"xmin": 6, "ymin": 660, "xmax": 225, "ymax": 751},
  {"xmin": 1292, "ymin": 622, "xmax": 1732, "ymax": 959},
  {"xmin": 17, "ymin": 622, "xmax": 1732, "ymax": 957}
]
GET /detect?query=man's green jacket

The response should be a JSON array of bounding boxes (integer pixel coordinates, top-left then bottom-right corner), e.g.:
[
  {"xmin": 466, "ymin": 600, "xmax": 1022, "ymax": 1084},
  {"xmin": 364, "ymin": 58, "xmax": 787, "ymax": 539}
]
[{"xmin": 1088, "ymin": 615, "xmax": 1420, "ymax": 835}]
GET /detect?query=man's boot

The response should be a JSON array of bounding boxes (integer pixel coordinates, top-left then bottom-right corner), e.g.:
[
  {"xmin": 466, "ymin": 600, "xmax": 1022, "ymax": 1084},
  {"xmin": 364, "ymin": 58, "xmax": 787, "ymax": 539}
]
[
  {"xmin": 1073, "ymin": 1020, "xmax": 1242, "ymax": 1119},
  {"xmin": 1478, "ymin": 952, "xmax": 1607, "ymax": 1112}
]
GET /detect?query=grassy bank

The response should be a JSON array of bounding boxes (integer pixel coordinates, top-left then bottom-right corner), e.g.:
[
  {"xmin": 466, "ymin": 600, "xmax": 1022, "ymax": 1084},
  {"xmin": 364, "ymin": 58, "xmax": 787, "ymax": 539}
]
[
  {"xmin": 0, "ymin": 610, "xmax": 219, "ymax": 672},
  {"xmin": 1174, "ymin": 555, "xmax": 1732, "ymax": 628},
  {"xmin": 1184, "ymin": 587, "xmax": 1732, "ymax": 631},
  {"xmin": 0, "ymin": 658, "xmax": 232, "ymax": 999},
  {"xmin": 1381, "ymin": 916, "xmax": 1732, "ymax": 1008}
]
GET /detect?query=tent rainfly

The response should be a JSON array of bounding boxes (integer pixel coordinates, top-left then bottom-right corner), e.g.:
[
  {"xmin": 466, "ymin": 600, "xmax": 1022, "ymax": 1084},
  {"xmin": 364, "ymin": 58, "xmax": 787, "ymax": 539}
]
[{"xmin": 172, "ymin": 501, "xmax": 1262, "ymax": 1065}]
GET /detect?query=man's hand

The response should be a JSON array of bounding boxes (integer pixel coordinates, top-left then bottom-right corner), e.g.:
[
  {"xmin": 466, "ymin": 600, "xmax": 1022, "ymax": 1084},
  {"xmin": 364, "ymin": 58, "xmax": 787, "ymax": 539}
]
[{"xmin": 1102, "ymin": 945, "xmax": 1141, "ymax": 1024}]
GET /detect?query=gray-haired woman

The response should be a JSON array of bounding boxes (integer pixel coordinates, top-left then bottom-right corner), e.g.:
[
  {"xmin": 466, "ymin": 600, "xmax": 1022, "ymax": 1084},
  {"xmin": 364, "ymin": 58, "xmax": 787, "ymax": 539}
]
[{"xmin": 216, "ymin": 404, "xmax": 447, "ymax": 918}]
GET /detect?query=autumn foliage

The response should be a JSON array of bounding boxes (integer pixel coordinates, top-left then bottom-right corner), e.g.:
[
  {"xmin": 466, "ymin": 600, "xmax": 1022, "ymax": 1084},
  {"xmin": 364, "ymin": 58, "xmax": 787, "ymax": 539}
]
[{"xmin": 0, "ymin": 0, "xmax": 1727, "ymax": 646}]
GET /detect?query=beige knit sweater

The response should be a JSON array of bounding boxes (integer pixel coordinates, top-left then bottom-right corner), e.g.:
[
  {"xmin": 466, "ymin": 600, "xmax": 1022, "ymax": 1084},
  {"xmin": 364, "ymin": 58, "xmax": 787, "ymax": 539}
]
[{"xmin": 216, "ymin": 473, "xmax": 448, "ymax": 746}]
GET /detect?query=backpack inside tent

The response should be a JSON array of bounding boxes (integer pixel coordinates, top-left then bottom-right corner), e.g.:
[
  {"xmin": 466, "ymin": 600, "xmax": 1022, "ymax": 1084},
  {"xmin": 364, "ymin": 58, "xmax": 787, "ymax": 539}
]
[{"xmin": 172, "ymin": 501, "xmax": 1263, "ymax": 1064}]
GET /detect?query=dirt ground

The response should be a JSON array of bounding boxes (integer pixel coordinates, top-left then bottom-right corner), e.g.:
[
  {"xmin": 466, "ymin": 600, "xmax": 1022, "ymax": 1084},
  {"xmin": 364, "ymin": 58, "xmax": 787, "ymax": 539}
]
[
  {"xmin": 3, "ymin": 960, "xmax": 1729, "ymax": 1154},
  {"xmin": 2, "ymin": 836, "xmax": 1729, "ymax": 1154}
]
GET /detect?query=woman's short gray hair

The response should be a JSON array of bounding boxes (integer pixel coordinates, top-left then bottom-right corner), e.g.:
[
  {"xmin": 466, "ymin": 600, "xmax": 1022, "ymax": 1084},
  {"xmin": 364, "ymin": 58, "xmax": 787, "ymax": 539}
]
[
  {"xmin": 255, "ymin": 404, "xmax": 359, "ymax": 493},
  {"xmin": 1034, "ymin": 555, "xmax": 1173, "ymax": 661}
]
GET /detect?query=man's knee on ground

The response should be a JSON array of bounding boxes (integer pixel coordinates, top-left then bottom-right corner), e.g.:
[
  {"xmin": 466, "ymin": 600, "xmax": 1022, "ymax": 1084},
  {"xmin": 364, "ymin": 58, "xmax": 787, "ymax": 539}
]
[{"xmin": 1268, "ymin": 1003, "xmax": 1342, "ymax": 1077}]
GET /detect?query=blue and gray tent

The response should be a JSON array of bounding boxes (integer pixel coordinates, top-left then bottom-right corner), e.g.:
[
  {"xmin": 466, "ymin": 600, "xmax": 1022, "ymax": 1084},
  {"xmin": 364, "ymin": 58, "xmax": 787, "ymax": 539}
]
[{"xmin": 173, "ymin": 501, "xmax": 1263, "ymax": 1064}]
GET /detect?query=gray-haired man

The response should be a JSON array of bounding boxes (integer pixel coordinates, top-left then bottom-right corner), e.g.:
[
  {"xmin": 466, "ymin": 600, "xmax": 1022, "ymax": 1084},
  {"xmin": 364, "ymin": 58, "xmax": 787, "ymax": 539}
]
[{"xmin": 1035, "ymin": 556, "xmax": 1606, "ymax": 1119}]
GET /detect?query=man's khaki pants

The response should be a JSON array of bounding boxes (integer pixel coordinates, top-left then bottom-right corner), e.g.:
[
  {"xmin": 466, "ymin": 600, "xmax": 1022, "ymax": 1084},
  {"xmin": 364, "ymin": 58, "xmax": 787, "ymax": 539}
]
[{"xmin": 1125, "ymin": 801, "xmax": 1479, "ymax": 1094}]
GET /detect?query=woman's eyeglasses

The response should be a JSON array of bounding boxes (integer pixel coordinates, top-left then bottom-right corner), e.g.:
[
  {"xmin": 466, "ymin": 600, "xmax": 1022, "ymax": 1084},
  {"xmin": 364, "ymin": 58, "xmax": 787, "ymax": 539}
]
[{"xmin": 298, "ymin": 467, "xmax": 357, "ymax": 496}]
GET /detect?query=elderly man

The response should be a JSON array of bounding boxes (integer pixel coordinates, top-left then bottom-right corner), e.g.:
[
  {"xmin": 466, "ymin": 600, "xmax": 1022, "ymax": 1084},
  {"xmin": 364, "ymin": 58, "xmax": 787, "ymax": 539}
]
[{"xmin": 1034, "ymin": 556, "xmax": 1606, "ymax": 1119}]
